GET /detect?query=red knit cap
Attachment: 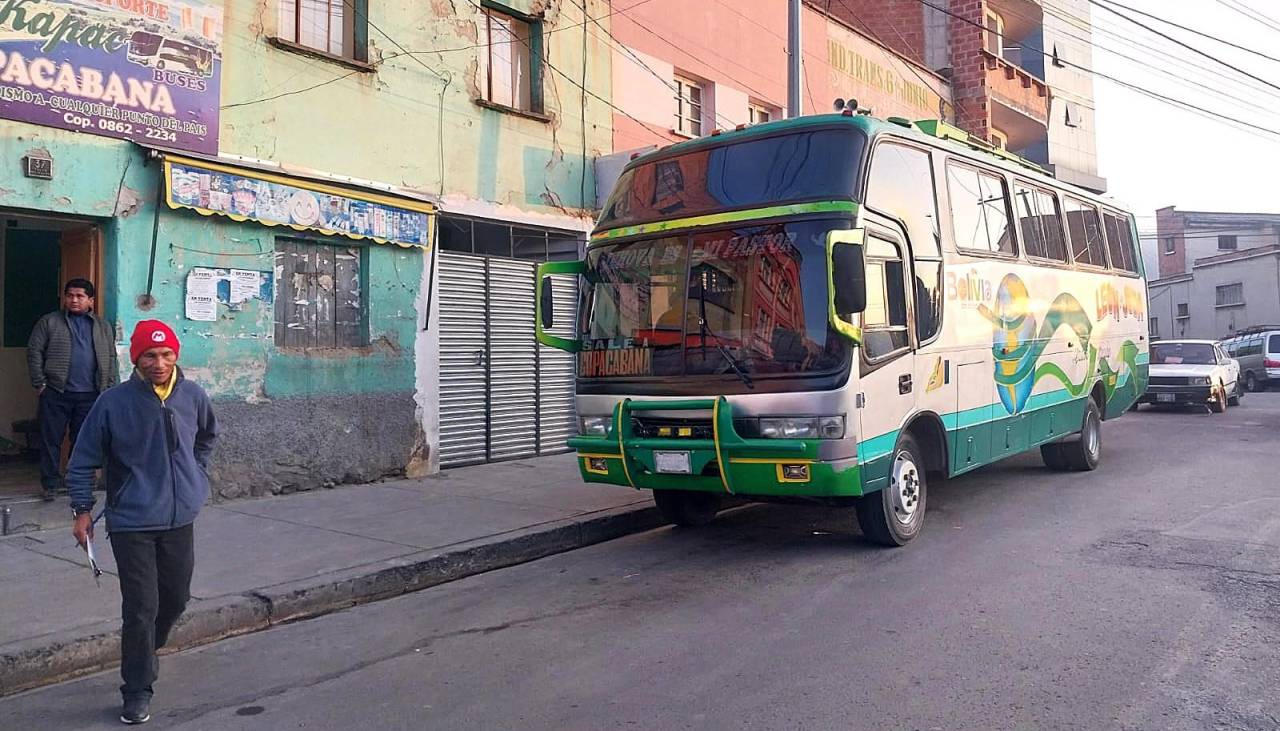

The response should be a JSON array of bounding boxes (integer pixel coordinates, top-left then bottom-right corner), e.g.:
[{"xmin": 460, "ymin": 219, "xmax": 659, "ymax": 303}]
[{"xmin": 130, "ymin": 320, "xmax": 181, "ymax": 363}]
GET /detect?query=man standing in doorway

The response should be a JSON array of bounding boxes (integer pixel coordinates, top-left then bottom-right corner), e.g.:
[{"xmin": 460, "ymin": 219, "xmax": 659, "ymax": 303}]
[
  {"xmin": 26, "ymin": 278, "xmax": 119, "ymax": 502},
  {"xmin": 69, "ymin": 320, "xmax": 218, "ymax": 725}
]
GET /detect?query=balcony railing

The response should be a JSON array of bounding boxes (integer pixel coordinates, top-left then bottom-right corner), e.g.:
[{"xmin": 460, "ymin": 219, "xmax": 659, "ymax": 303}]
[{"xmin": 982, "ymin": 50, "xmax": 1049, "ymax": 123}]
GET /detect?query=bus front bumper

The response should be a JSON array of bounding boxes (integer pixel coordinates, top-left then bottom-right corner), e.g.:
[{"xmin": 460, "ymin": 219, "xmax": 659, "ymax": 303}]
[{"xmin": 566, "ymin": 397, "xmax": 863, "ymax": 498}]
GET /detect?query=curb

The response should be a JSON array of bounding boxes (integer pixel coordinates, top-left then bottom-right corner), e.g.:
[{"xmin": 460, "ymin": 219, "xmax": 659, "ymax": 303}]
[{"xmin": 0, "ymin": 502, "xmax": 664, "ymax": 697}]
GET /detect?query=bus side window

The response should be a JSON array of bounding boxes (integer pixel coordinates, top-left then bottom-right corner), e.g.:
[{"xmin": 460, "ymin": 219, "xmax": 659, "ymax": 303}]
[
  {"xmin": 867, "ymin": 143, "xmax": 943, "ymax": 343},
  {"xmin": 1102, "ymin": 212, "xmax": 1138, "ymax": 273},
  {"xmin": 1037, "ymin": 190, "xmax": 1069, "ymax": 262},
  {"xmin": 1064, "ymin": 197, "xmax": 1106, "ymax": 268},
  {"xmin": 1014, "ymin": 184, "xmax": 1067, "ymax": 263},
  {"xmin": 866, "ymin": 143, "xmax": 941, "ymax": 258},
  {"xmin": 862, "ymin": 237, "xmax": 910, "ymax": 360}
]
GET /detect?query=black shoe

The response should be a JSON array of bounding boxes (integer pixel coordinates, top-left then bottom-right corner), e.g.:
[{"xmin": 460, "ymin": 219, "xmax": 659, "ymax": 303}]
[{"xmin": 120, "ymin": 697, "xmax": 151, "ymax": 725}]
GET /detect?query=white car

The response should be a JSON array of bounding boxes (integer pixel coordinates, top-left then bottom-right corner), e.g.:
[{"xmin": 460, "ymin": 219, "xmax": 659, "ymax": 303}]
[{"xmin": 1139, "ymin": 339, "xmax": 1242, "ymax": 413}]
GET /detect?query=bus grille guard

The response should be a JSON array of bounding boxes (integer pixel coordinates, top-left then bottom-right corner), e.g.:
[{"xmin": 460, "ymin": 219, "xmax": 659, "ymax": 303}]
[{"xmin": 566, "ymin": 398, "xmax": 862, "ymax": 497}]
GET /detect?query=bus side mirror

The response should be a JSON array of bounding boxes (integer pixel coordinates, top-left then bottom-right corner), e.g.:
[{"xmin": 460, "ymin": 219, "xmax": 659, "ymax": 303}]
[
  {"xmin": 832, "ymin": 243, "xmax": 866, "ymax": 314},
  {"xmin": 539, "ymin": 276, "xmax": 555, "ymax": 330},
  {"xmin": 826, "ymin": 230, "xmax": 866, "ymax": 344},
  {"xmin": 535, "ymin": 260, "xmax": 587, "ymax": 352}
]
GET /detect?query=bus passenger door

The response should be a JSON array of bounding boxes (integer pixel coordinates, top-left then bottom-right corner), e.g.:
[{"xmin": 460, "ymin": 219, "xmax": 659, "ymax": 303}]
[{"xmin": 856, "ymin": 228, "xmax": 916, "ymax": 493}]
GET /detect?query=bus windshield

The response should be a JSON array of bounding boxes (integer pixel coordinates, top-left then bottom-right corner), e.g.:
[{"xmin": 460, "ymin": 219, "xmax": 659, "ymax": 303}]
[
  {"xmin": 578, "ymin": 219, "xmax": 850, "ymax": 383},
  {"xmin": 598, "ymin": 127, "xmax": 865, "ymax": 230}
]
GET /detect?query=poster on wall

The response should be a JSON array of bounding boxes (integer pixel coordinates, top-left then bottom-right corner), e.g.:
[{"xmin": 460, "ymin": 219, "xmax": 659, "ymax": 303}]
[
  {"xmin": 165, "ymin": 158, "xmax": 434, "ymax": 249},
  {"xmin": 0, "ymin": 0, "xmax": 224, "ymax": 154},
  {"xmin": 185, "ymin": 266, "xmax": 274, "ymax": 321}
]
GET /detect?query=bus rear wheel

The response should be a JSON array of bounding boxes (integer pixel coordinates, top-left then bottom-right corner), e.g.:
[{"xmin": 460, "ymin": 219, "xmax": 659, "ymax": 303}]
[
  {"xmin": 1044, "ymin": 399, "xmax": 1102, "ymax": 471},
  {"xmin": 855, "ymin": 434, "xmax": 927, "ymax": 547},
  {"xmin": 653, "ymin": 490, "xmax": 721, "ymax": 527}
]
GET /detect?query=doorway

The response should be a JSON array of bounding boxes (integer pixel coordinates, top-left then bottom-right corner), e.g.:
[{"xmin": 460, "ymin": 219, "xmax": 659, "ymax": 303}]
[{"xmin": 0, "ymin": 210, "xmax": 104, "ymax": 504}]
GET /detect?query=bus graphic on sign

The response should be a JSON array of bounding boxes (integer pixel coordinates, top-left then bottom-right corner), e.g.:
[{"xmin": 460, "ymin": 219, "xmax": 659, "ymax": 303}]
[{"xmin": 128, "ymin": 31, "xmax": 215, "ymax": 78}]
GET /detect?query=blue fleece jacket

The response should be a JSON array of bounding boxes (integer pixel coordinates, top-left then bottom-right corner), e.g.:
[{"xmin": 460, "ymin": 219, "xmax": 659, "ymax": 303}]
[{"xmin": 68, "ymin": 370, "xmax": 219, "ymax": 533}]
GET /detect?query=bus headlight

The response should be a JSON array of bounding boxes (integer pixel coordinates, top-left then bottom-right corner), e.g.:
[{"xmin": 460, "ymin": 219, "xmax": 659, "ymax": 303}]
[
  {"xmin": 579, "ymin": 416, "xmax": 610, "ymax": 437},
  {"xmin": 757, "ymin": 416, "xmax": 845, "ymax": 440}
]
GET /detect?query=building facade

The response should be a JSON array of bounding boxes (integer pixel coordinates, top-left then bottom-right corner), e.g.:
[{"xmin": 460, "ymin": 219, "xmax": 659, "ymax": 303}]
[
  {"xmin": 0, "ymin": 0, "xmax": 608, "ymax": 497},
  {"xmin": 831, "ymin": 0, "xmax": 1106, "ymax": 192},
  {"xmin": 1147, "ymin": 207, "xmax": 1280, "ymax": 340}
]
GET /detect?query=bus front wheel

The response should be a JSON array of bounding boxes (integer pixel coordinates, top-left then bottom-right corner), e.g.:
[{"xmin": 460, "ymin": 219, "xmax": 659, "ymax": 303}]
[
  {"xmin": 653, "ymin": 490, "xmax": 721, "ymax": 527},
  {"xmin": 855, "ymin": 434, "xmax": 927, "ymax": 547}
]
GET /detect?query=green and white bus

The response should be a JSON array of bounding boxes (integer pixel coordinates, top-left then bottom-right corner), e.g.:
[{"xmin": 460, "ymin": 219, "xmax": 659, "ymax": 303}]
[{"xmin": 536, "ymin": 114, "xmax": 1148, "ymax": 546}]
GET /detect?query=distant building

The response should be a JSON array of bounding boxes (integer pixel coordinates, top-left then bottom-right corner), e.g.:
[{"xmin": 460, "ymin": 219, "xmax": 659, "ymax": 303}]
[{"xmin": 1146, "ymin": 207, "xmax": 1280, "ymax": 340}]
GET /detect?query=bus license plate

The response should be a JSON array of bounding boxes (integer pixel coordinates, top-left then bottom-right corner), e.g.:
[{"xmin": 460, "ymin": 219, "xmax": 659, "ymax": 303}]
[
  {"xmin": 1157, "ymin": 393, "xmax": 1176, "ymax": 403},
  {"xmin": 654, "ymin": 451, "xmax": 692, "ymax": 474}
]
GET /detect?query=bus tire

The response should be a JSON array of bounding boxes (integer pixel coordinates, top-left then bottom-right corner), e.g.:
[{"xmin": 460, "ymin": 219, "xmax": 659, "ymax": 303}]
[
  {"xmin": 855, "ymin": 434, "xmax": 927, "ymax": 547},
  {"xmin": 1058, "ymin": 399, "xmax": 1102, "ymax": 471},
  {"xmin": 1040, "ymin": 443, "xmax": 1069, "ymax": 470},
  {"xmin": 653, "ymin": 490, "xmax": 721, "ymax": 527}
]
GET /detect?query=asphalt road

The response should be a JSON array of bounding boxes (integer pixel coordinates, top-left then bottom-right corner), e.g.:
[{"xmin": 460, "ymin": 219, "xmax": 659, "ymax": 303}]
[{"xmin": 6, "ymin": 394, "xmax": 1280, "ymax": 730}]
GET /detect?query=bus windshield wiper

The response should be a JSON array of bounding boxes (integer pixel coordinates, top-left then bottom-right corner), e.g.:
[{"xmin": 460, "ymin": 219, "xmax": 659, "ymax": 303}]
[{"xmin": 696, "ymin": 288, "xmax": 754, "ymax": 389}]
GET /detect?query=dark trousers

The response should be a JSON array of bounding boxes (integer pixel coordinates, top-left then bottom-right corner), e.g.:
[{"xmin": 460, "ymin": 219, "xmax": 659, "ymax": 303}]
[
  {"xmin": 109, "ymin": 524, "xmax": 196, "ymax": 700},
  {"xmin": 37, "ymin": 389, "xmax": 97, "ymax": 490}
]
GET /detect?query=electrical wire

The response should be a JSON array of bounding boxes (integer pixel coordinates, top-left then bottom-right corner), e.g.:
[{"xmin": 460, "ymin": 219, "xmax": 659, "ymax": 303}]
[
  {"xmin": 903, "ymin": 0, "xmax": 1280, "ymax": 142},
  {"xmin": 1092, "ymin": 0, "xmax": 1280, "ymax": 65}
]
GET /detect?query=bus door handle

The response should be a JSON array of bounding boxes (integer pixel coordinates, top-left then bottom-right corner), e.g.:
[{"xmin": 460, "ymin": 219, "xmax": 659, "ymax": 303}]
[{"xmin": 898, "ymin": 374, "xmax": 913, "ymax": 394}]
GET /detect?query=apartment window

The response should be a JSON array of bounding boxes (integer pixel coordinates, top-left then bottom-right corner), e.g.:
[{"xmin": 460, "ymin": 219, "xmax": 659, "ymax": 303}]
[
  {"xmin": 675, "ymin": 75, "xmax": 704, "ymax": 136},
  {"xmin": 1163, "ymin": 237, "xmax": 1176, "ymax": 255},
  {"xmin": 275, "ymin": 239, "xmax": 366, "ymax": 348},
  {"xmin": 1052, "ymin": 43, "xmax": 1066, "ymax": 68},
  {"xmin": 1218, "ymin": 235, "xmax": 1238, "ymax": 251},
  {"xmin": 1176, "ymin": 303, "xmax": 1189, "ymax": 319},
  {"xmin": 748, "ymin": 102, "xmax": 775, "ymax": 125},
  {"xmin": 984, "ymin": 10, "xmax": 1004, "ymax": 57},
  {"xmin": 1064, "ymin": 101, "xmax": 1082, "ymax": 128},
  {"xmin": 1216, "ymin": 283, "xmax": 1244, "ymax": 307},
  {"xmin": 990, "ymin": 129, "xmax": 1008, "ymax": 150},
  {"xmin": 479, "ymin": 6, "xmax": 540, "ymax": 113},
  {"xmin": 277, "ymin": 0, "xmax": 367, "ymax": 62}
]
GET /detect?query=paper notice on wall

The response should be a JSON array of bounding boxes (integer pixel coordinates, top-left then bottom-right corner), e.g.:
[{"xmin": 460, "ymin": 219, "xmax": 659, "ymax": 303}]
[
  {"xmin": 185, "ymin": 268, "xmax": 219, "ymax": 321},
  {"xmin": 229, "ymin": 269, "xmax": 261, "ymax": 304}
]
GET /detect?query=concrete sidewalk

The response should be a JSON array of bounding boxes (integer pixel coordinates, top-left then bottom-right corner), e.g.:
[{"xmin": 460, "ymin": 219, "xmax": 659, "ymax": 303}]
[{"xmin": 0, "ymin": 454, "xmax": 662, "ymax": 696}]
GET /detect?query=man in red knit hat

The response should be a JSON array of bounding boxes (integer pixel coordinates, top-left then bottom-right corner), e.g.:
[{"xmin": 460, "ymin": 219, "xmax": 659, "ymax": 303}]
[{"xmin": 68, "ymin": 320, "xmax": 218, "ymax": 725}]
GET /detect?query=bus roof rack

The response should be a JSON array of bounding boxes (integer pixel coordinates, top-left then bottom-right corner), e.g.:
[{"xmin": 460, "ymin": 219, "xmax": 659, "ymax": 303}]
[{"xmin": 913, "ymin": 119, "xmax": 1048, "ymax": 174}]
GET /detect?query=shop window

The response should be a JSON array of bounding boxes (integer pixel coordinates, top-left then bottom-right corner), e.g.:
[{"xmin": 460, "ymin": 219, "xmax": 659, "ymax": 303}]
[
  {"xmin": 277, "ymin": 0, "xmax": 368, "ymax": 63},
  {"xmin": 675, "ymin": 74, "xmax": 705, "ymax": 136},
  {"xmin": 274, "ymin": 238, "xmax": 366, "ymax": 348},
  {"xmin": 478, "ymin": 5, "xmax": 542, "ymax": 113}
]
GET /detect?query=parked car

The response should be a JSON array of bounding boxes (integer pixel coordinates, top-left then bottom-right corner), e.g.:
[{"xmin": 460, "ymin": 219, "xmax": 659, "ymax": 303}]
[
  {"xmin": 1221, "ymin": 327, "xmax": 1280, "ymax": 392},
  {"xmin": 1139, "ymin": 339, "xmax": 1242, "ymax": 413}
]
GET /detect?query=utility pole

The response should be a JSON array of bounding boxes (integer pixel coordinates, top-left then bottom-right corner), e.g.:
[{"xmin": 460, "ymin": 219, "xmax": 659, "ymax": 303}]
[{"xmin": 788, "ymin": 0, "xmax": 802, "ymax": 118}]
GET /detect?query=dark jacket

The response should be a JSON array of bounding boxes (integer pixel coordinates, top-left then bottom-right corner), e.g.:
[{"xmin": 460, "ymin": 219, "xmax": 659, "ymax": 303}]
[
  {"xmin": 67, "ymin": 370, "xmax": 219, "ymax": 533},
  {"xmin": 27, "ymin": 310, "xmax": 118, "ymax": 393}
]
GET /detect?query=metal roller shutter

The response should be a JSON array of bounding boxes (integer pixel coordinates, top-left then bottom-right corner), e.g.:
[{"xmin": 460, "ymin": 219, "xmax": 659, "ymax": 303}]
[
  {"xmin": 437, "ymin": 253, "xmax": 488, "ymax": 467},
  {"xmin": 437, "ymin": 254, "xmax": 578, "ymax": 467}
]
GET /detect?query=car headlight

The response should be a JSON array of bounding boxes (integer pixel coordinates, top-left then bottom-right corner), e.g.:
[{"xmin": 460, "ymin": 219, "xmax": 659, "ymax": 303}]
[
  {"xmin": 757, "ymin": 416, "xmax": 845, "ymax": 440},
  {"xmin": 578, "ymin": 416, "xmax": 610, "ymax": 437},
  {"xmin": 1198, "ymin": 377, "xmax": 1213, "ymax": 385}
]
